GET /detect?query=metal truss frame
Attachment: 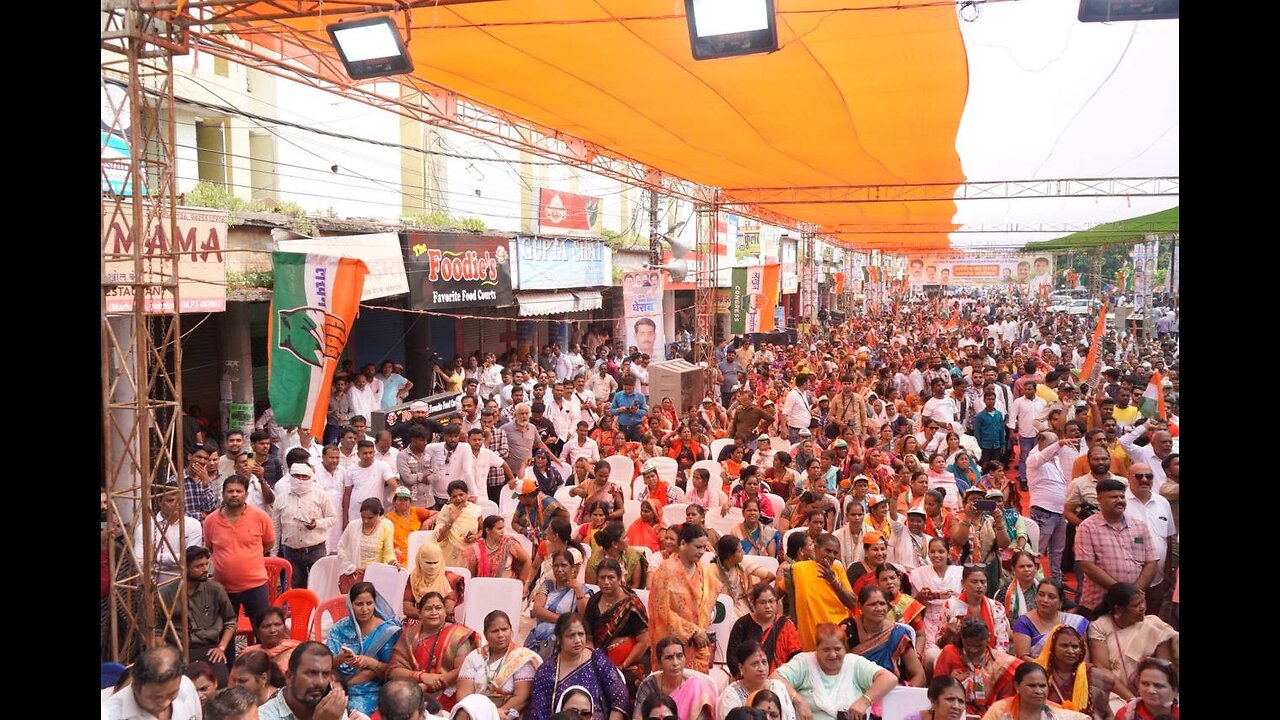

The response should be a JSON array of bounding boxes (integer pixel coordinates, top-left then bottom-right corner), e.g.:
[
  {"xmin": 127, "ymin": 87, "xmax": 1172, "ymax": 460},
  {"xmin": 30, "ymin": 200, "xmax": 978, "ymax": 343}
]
[
  {"xmin": 832, "ymin": 220, "xmax": 1181, "ymax": 234},
  {"xmin": 693, "ymin": 204, "xmax": 719, "ymax": 366},
  {"xmin": 102, "ymin": 2, "xmax": 188, "ymax": 664},
  {"xmin": 729, "ymin": 177, "xmax": 1180, "ymax": 205}
]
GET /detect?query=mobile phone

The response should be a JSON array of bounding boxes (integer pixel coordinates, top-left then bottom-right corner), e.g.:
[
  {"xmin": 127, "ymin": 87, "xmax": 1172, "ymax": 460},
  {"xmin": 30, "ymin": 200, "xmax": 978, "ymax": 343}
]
[
  {"xmin": 319, "ymin": 682, "xmax": 332, "ymax": 698},
  {"xmin": 245, "ymin": 451, "xmax": 256, "ymax": 462},
  {"xmin": 974, "ymin": 499, "xmax": 998, "ymax": 513}
]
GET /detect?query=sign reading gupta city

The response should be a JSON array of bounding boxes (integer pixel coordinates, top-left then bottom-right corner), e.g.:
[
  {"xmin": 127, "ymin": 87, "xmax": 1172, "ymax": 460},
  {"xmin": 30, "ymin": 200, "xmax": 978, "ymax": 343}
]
[
  {"xmin": 513, "ymin": 235, "xmax": 612, "ymax": 289},
  {"xmin": 402, "ymin": 231, "xmax": 513, "ymax": 309}
]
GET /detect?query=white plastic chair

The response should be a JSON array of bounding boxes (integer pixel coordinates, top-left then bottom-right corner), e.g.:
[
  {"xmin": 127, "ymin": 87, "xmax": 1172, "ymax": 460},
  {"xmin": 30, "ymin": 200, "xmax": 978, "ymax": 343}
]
[
  {"xmin": 741, "ymin": 555, "xmax": 779, "ymax": 576},
  {"xmin": 406, "ymin": 530, "xmax": 437, "ymax": 573},
  {"xmin": 708, "ymin": 665, "xmax": 733, "ymax": 694},
  {"xmin": 554, "ymin": 486, "xmax": 582, "ymax": 519},
  {"xmin": 705, "ymin": 506, "xmax": 744, "ymax": 537},
  {"xmin": 671, "ymin": 485, "xmax": 687, "ymax": 503},
  {"xmin": 709, "ymin": 438, "xmax": 734, "ymax": 462},
  {"xmin": 662, "ymin": 502, "xmax": 690, "ymax": 527},
  {"xmin": 505, "ymin": 532, "xmax": 533, "ymax": 562},
  {"xmin": 649, "ymin": 456, "xmax": 678, "ymax": 485},
  {"xmin": 552, "ymin": 461, "xmax": 574, "ymax": 484},
  {"xmin": 1022, "ymin": 515, "xmax": 1040, "ymax": 552},
  {"xmin": 476, "ymin": 498, "xmax": 499, "ymax": 520},
  {"xmin": 498, "ymin": 484, "xmax": 521, "ymax": 520},
  {"xmin": 307, "ymin": 555, "xmax": 342, "ymax": 600},
  {"xmin": 708, "ymin": 593, "xmax": 736, "ymax": 666},
  {"xmin": 461, "ymin": 577, "xmax": 526, "ymax": 646},
  {"xmin": 782, "ymin": 527, "xmax": 807, "ymax": 548},
  {"xmin": 622, "ymin": 499, "xmax": 642, "ymax": 530},
  {"xmin": 632, "ymin": 476, "xmax": 649, "ymax": 503},
  {"xmin": 604, "ymin": 455, "xmax": 636, "ymax": 493},
  {"xmin": 879, "ymin": 686, "xmax": 930, "ymax": 720},
  {"xmin": 691, "ymin": 460, "xmax": 723, "ymax": 484},
  {"xmin": 763, "ymin": 493, "xmax": 786, "ymax": 518},
  {"xmin": 446, "ymin": 566, "xmax": 473, "ymax": 581},
  {"xmin": 362, "ymin": 563, "xmax": 410, "ymax": 619}
]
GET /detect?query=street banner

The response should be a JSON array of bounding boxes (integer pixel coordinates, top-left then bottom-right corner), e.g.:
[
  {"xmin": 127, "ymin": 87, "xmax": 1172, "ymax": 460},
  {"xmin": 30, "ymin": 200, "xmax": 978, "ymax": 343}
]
[
  {"xmin": 537, "ymin": 188, "xmax": 602, "ymax": 238},
  {"xmin": 403, "ymin": 231, "xmax": 512, "ymax": 309},
  {"xmin": 623, "ymin": 270, "xmax": 665, "ymax": 358},
  {"xmin": 268, "ymin": 252, "xmax": 368, "ymax": 437}
]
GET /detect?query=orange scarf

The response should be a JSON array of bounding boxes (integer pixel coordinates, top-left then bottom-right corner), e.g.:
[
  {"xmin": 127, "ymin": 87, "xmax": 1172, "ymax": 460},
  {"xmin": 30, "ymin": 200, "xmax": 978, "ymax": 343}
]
[{"xmin": 958, "ymin": 593, "xmax": 998, "ymax": 649}]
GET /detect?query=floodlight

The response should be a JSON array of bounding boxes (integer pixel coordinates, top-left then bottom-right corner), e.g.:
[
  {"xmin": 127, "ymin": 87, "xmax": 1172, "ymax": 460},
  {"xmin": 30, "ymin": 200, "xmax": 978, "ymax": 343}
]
[
  {"xmin": 327, "ymin": 15, "xmax": 414, "ymax": 80},
  {"xmin": 685, "ymin": 0, "xmax": 778, "ymax": 61}
]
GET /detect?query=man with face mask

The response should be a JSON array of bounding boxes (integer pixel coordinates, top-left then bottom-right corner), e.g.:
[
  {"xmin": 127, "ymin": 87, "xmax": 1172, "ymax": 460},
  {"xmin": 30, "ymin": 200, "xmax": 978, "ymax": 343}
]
[{"xmin": 276, "ymin": 463, "xmax": 338, "ymax": 591}]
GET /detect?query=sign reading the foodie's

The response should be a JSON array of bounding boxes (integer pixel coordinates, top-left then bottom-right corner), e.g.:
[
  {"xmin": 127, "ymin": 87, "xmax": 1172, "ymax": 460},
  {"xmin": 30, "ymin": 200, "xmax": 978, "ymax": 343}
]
[
  {"xmin": 403, "ymin": 231, "xmax": 512, "ymax": 309},
  {"xmin": 103, "ymin": 202, "xmax": 228, "ymax": 314},
  {"xmin": 537, "ymin": 188, "xmax": 603, "ymax": 238}
]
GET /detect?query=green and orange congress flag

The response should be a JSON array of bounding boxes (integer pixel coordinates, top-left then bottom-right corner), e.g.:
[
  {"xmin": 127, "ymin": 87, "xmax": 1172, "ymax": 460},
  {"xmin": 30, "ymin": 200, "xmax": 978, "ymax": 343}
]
[
  {"xmin": 268, "ymin": 252, "xmax": 369, "ymax": 437},
  {"xmin": 1079, "ymin": 303, "xmax": 1108, "ymax": 385}
]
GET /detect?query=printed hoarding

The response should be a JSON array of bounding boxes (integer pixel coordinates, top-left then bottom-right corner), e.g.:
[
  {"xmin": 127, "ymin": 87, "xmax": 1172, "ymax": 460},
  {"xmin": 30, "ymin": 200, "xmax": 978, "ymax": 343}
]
[{"xmin": 403, "ymin": 231, "xmax": 513, "ymax": 309}]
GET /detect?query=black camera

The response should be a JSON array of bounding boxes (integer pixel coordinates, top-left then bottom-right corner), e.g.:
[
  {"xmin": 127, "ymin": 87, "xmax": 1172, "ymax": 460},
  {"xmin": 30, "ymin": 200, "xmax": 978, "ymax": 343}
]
[{"xmin": 1077, "ymin": 501, "xmax": 1100, "ymax": 520}]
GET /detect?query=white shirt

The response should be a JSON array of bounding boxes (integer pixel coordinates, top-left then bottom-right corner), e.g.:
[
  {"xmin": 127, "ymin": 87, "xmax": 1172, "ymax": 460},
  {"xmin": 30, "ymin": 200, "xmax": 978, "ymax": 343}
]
[
  {"xmin": 631, "ymin": 364, "xmax": 651, "ymax": 394},
  {"xmin": 922, "ymin": 395, "xmax": 960, "ymax": 429},
  {"xmin": 276, "ymin": 482, "xmax": 339, "ymax": 550},
  {"xmin": 133, "ymin": 513, "xmax": 203, "ymax": 571},
  {"xmin": 1007, "ymin": 395, "xmax": 1047, "ymax": 438},
  {"xmin": 907, "ymin": 369, "xmax": 926, "ymax": 397},
  {"xmin": 547, "ymin": 397, "xmax": 580, "ymax": 441},
  {"xmin": 1026, "ymin": 442, "xmax": 1068, "ymax": 513},
  {"xmin": 1118, "ymin": 424, "xmax": 1170, "ymax": 493},
  {"xmin": 1002, "ymin": 320, "xmax": 1019, "ymax": 343},
  {"xmin": 313, "ymin": 464, "xmax": 347, "ymax": 552},
  {"xmin": 554, "ymin": 353, "xmax": 574, "ymax": 381},
  {"xmin": 479, "ymin": 364, "xmax": 505, "ymax": 399},
  {"xmin": 425, "ymin": 441, "xmax": 478, "ymax": 500},
  {"xmin": 1125, "ymin": 490, "xmax": 1176, "ymax": 585},
  {"xmin": 987, "ymin": 382, "xmax": 1014, "ymax": 419},
  {"xmin": 344, "ymin": 460, "xmax": 398, "ymax": 522},
  {"xmin": 586, "ymin": 372, "xmax": 618, "ymax": 400},
  {"xmin": 782, "ymin": 387, "xmax": 812, "ymax": 430},
  {"xmin": 561, "ymin": 435, "xmax": 601, "ymax": 466},
  {"xmin": 375, "ymin": 447, "xmax": 400, "ymax": 471},
  {"xmin": 337, "ymin": 446, "xmax": 360, "ymax": 472},
  {"xmin": 101, "ymin": 676, "xmax": 203, "ymax": 720},
  {"xmin": 282, "ymin": 439, "xmax": 323, "ymax": 463},
  {"xmin": 468, "ymin": 446, "xmax": 506, "ymax": 492},
  {"xmin": 347, "ymin": 384, "xmax": 379, "ymax": 421}
]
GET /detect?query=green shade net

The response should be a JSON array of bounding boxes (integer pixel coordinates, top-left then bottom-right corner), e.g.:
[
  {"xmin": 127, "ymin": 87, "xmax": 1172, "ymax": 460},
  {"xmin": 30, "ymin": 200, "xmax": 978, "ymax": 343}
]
[{"xmin": 1024, "ymin": 206, "xmax": 1178, "ymax": 251}]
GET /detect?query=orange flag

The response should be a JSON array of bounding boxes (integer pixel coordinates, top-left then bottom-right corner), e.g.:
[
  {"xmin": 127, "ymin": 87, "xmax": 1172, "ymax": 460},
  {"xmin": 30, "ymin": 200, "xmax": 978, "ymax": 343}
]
[{"xmin": 1079, "ymin": 303, "xmax": 1108, "ymax": 385}]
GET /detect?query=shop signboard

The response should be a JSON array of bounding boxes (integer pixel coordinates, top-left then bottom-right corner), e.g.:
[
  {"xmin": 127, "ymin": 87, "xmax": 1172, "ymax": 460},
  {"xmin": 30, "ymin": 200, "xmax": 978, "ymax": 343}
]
[{"xmin": 403, "ymin": 231, "xmax": 512, "ymax": 309}]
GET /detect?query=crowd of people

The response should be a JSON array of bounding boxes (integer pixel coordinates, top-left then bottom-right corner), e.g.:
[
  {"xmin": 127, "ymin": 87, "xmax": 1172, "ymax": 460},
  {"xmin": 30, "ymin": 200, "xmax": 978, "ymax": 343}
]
[{"xmin": 102, "ymin": 288, "xmax": 1180, "ymax": 720}]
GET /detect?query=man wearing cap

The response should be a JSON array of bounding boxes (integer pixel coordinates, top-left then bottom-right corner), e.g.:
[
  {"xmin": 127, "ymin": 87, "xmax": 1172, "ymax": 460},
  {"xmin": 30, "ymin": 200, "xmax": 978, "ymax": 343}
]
[
  {"xmin": 510, "ymin": 478, "xmax": 561, "ymax": 545},
  {"xmin": 609, "ymin": 375, "xmax": 649, "ymax": 442},
  {"xmin": 718, "ymin": 350, "xmax": 747, "ymax": 408},
  {"xmin": 389, "ymin": 400, "xmax": 446, "ymax": 448},
  {"xmin": 424, "ymin": 424, "xmax": 477, "ymax": 509},
  {"xmin": 275, "ymin": 462, "xmax": 337, "ymax": 590},
  {"xmin": 890, "ymin": 505, "xmax": 933, "ymax": 571}
]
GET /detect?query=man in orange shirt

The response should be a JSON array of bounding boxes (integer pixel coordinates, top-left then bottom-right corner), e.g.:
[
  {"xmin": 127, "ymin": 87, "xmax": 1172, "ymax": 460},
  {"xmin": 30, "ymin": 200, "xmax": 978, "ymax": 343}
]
[{"xmin": 202, "ymin": 474, "xmax": 274, "ymax": 665}]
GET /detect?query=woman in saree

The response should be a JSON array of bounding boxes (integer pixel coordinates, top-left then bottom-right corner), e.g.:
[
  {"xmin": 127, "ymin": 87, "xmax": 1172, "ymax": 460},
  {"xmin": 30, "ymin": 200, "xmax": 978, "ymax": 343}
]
[
  {"xmin": 1034, "ymin": 624, "xmax": 1108, "ymax": 718},
  {"xmin": 835, "ymin": 500, "xmax": 867, "ymax": 568},
  {"xmin": 527, "ymin": 614, "xmax": 631, "ymax": 720},
  {"xmin": 389, "ymin": 590, "xmax": 481, "ymax": 712},
  {"xmin": 325, "ymin": 582, "xmax": 403, "ymax": 715},
  {"xmin": 730, "ymin": 470, "xmax": 777, "ymax": 521},
  {"xmin": 772, "ymin": 623, "xmax": 898, "ymax": 720},
  {"xmin": 942, "ymin": 564, "xmax": 1013, "ymax": 655},
  {"xmin": 724, "ymin": 585, "xmax": 803, "ymax": 679},
  {"xmin": 895, "ymin": 435, "xmax": 926, "ymax": 469},
  {"xmin": 434, "ymin": 480, "xmax": 482, "ymax": 568},
  {"xmin": 336, "ymin": 497, "xmax": 398, "ymax": 592},
  {"xmin": 572, "ymin": 461, "xmax": 627, "ymax": 523},
  {"xmin": 404, "ymin": 542, "xmax": 467, "ymax": 624},
  {"xmin": 948, "ymin": 452, "xmax": 981, "ymax": 496},
  {"xmin": 1012, "ymin": 579, "xmax": 1089, "ymax": 663},
  {"xmin": 932, "ymin": 620, "xmax": 1023, "ymax": 717},
  {"xmin": 527, "ymin": 550, "xmax": 592, "ymax": 658},
  {"xmin": 713, "ymin": 535, "xmax": 776, "ymax": 617},
  {"xmin": 1113, "ymin": 658, "xmax": 1178, "ymax": 720},
  {"xmin": 902, "ymin": 676, "xmax": 966, "ymax": 720},
  {"xmin": 996, "ymin": 551, "xmax": 1043, "ymax": 624},
  {"xmin": 522, "ymin": 448, "xmax": 566, "ymax": 498},
  {"xmin": 717, "ymin": 641, "xmax": 797, "ymax": 720},
  {"xmin": 587, "ymin": 521, "xmax": 647, "ymax": 589},
  {"xmin": 649, "ymin": 524, "xmax": 721, "ymax": 673},
  {"xmin": 633, "ymin": 637, "xmax": 719, "ymax": 720},
  {"xmin": 909, "ymin": 537, "xmax": 965, "ymax": 668},
  {"xmin": 683, "ymin": 503, "xmax": 722, "ymax": 547},
  {"xmin": 658, "ymin": 397, "xmax": 680, "ymax": 433},
  {"xmin": 577, "ymin": 501, "xmax": 612, "ymax": 563},
  {"xmin": 626, "ymin": 499, "xmax": 663, "ymax": 554},
  {"xmin": 870, "ymin": 564, "xmax": 926, "ymax": 636},
  {"xmin": 583, "ymin": 558, "xmax": 651, "ymax": 690},
  {"xmin": 844, "ymin": 532, "xmax": 889, "ymax": 596},
  {"xmin": 593, "ymin": 415, "xmax": 620, "ymax": 455},
  {"xmin": 1086, "ymin": 583, "xmax": 1177, "ymax": 712},
  {"xmin": 840, "ymin": 586, "xmax": 926, "ymax": 687},
  {"xmin": 456, "ymin": 610, "xmax": 542, "ymax": 717},
  {"xmin": 476, "ymin": 515, "xmax": 534, "ymax": 593},
  {"xmin": 733, "ymin": 498, "xmax": 781, "ymax": 561},
  {"xmin": 980, "ymin": 663, "xmax": 1090, "ymax": 720},
  {"xmin": 243, "ymin": 607, "xmax": 300, "ymax": 675}
]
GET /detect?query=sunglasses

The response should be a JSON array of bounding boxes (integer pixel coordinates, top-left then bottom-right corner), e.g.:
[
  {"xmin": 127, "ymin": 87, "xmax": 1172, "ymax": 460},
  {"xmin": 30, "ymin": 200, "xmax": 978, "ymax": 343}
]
[
  {"xmin": 1133, "ymin": 473, "xmax": 1154, "ymax": 480},
  {"xmin": 963, "ymin": 562, "xmax": 988, "ymax": 571}
]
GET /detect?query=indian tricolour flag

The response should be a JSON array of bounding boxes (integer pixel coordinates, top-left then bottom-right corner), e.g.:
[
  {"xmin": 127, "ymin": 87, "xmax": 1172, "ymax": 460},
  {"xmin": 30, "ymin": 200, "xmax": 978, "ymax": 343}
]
[
  {"xmin": 268, "ymin": 252, "xmax": 369, "ymax": 437},
  {"xmin": 1137, "ymin": 370, "xmax": 1166, "ymax": 420}
]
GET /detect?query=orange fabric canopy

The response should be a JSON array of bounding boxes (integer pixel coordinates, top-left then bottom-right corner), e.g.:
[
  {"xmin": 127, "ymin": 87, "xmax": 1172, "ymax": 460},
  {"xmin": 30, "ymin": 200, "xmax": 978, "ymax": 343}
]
[{"xmin": 221, "ymin": 1, "xmax": 969, "ymax": 249}]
